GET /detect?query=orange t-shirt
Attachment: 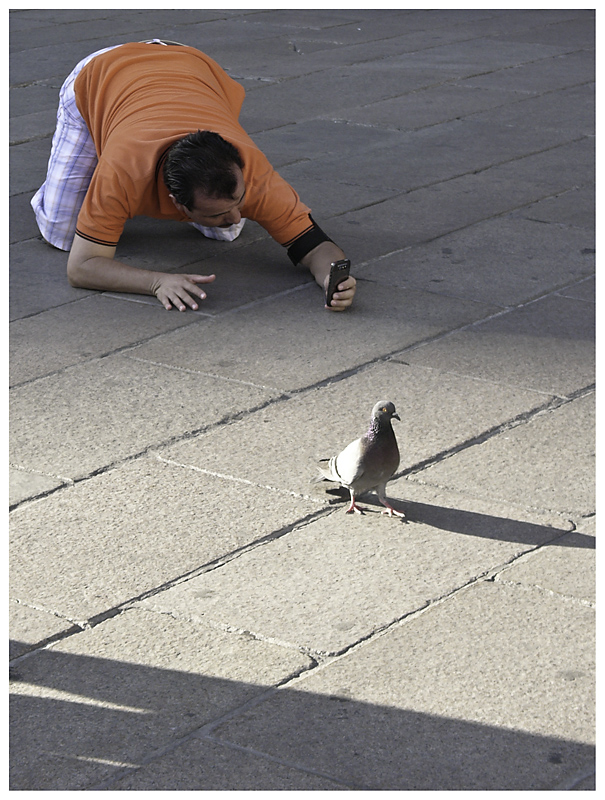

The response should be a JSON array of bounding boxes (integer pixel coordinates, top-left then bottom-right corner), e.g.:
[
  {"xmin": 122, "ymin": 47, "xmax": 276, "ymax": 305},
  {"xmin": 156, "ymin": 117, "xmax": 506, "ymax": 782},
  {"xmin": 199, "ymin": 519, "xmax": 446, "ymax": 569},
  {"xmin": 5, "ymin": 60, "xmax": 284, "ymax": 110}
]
[{"xmin": 73, "ymin": 43, "xmax": 314, "ymax": 248}]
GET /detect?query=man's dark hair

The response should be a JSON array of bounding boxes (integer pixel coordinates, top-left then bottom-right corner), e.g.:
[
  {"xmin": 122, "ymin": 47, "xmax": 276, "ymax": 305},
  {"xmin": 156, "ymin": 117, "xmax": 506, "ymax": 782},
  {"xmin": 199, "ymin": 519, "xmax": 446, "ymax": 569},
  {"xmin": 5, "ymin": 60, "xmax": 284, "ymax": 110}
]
[{"xmin": 163, "ymin": 130, "xmax": 244, "ymax": 210}]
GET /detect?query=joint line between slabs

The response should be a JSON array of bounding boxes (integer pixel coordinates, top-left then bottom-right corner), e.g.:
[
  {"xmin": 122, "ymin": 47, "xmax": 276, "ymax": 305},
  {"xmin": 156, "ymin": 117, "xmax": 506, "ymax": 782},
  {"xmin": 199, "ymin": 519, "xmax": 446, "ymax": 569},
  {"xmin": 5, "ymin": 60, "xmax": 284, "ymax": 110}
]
[
  {"xmin": 124, "ymin": 354, "xmax": 285, "ymax": 392},
  {"xmin": 155, "ymin": 454, "xmax": 324, "ymax": 504},
  {"xmin": 199, "ymin": 734, "xmax": 362, "ymax": 789}
]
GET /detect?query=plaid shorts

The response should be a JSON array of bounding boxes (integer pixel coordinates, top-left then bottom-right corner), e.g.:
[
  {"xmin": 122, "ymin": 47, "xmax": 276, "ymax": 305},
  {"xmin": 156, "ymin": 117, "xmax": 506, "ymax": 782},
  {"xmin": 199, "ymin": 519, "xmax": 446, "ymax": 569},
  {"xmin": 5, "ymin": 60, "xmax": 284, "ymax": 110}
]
[{"xmin": 31, "ymin": 41, "xmax": 246, "ymax": 251}]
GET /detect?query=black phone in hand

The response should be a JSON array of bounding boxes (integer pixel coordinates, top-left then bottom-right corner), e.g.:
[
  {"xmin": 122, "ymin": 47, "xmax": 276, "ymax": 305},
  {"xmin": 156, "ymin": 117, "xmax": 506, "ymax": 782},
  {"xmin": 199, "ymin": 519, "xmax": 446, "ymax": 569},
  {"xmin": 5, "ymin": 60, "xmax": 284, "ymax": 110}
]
[{"xmin": 325, "ymin": 259, "xmax": 351, "ymax": 306}]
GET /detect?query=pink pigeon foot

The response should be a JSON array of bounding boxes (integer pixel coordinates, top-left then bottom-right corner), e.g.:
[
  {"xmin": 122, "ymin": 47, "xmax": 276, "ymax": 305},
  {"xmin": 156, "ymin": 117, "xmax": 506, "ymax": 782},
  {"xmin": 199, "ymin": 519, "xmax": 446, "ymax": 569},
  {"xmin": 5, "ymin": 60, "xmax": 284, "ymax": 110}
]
[
  {"xmin": 345, "ymin": 497, "xmax": 365, "ymax": 514},
  {"xmin": 380, "ymin": 501, "xmax": 406, "ymax": 518}
]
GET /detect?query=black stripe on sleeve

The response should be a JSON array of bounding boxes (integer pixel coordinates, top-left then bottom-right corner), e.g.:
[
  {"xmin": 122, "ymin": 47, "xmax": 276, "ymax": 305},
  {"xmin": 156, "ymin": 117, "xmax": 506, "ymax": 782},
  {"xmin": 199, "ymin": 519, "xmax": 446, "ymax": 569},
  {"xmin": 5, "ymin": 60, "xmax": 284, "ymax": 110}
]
[
  {"xmin": 286, "ymin": 216, "xmax": 333, "ymax": 265},
  {"xmin": 75, "ymin": 228, "xmax": 120, "ymax": 248}
]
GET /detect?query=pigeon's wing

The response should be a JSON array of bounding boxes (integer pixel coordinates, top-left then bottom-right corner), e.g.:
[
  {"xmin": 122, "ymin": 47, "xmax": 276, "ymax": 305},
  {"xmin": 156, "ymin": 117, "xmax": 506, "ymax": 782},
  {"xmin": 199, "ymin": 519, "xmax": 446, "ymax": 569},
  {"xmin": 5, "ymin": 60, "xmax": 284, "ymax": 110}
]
[
  {"xmin": 318, "ymin": 437, "xmax": 366, "ymax": 487},
  {"xmin": 332, "ymin": 437, "xmax": 367, "ymax": 487}
]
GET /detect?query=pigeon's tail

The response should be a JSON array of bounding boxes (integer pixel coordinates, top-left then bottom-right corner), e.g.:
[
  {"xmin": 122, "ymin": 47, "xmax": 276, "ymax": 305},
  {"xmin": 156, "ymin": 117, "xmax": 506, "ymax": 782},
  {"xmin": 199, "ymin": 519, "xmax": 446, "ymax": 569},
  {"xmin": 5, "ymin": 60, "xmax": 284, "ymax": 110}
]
[{"xmin": 317, "ymin": 456, "xmax": 339, "ymax": 483}]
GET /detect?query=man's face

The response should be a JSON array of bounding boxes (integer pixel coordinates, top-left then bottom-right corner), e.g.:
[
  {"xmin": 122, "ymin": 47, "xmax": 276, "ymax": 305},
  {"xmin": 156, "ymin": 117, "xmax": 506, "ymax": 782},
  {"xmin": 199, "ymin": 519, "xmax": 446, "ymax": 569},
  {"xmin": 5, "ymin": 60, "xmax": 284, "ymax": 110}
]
[{"xmin": 170, "ymin": 167, "xmax": 246, "ymax": 228}]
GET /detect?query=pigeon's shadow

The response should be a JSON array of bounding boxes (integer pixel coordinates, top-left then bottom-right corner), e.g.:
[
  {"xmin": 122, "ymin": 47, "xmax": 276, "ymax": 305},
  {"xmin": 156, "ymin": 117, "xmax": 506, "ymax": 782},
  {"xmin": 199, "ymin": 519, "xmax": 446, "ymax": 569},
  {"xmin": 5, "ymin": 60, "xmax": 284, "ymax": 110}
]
[{"xmin": 323, "ymin": 488, "xmax": 593, "ymax": 548}]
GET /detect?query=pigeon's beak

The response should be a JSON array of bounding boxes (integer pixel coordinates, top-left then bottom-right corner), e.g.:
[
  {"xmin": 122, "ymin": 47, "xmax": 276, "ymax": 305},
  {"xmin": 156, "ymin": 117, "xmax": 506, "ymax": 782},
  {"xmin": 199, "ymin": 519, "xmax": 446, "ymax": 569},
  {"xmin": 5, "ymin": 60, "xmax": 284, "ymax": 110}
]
[{"xmin": 393, "ymin": 413, "xmax": 401, "ymax": 421}]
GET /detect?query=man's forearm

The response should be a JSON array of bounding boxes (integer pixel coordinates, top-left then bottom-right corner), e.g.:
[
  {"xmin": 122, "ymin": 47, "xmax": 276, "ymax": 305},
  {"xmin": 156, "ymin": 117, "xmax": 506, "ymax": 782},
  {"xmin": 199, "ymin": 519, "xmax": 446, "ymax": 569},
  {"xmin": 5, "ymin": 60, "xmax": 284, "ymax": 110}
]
[
  {"xmin": 67, "ymin": 253, "xmax": 159, "ymax": 296},
  {"xmin": 66, "ymin": 240, "xmax": 217, "ymax": 311}
]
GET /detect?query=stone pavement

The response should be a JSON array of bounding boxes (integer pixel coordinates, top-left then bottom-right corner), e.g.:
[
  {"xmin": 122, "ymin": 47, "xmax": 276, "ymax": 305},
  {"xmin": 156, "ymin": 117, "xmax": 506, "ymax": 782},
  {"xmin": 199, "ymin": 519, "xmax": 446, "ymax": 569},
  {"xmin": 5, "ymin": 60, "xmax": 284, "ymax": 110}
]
[{"xmin": 9, "ymin": 8, "xmax": 595, "ymax": 791}]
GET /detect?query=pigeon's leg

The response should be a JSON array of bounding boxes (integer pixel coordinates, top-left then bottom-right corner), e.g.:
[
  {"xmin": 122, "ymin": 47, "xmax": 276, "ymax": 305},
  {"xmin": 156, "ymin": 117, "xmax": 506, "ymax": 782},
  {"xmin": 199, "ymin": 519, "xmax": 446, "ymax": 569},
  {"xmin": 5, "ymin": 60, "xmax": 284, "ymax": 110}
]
[
  {"xmin": 377, "ymin": 485, "xmax": 405, "ymax": 518},
  {"xmin": 345, "ymin": 490, "xmax": 364, "ymax": 514},
  {"xmin": 381, "ymin": 502, "xmax": 406, "ymax": 518}
]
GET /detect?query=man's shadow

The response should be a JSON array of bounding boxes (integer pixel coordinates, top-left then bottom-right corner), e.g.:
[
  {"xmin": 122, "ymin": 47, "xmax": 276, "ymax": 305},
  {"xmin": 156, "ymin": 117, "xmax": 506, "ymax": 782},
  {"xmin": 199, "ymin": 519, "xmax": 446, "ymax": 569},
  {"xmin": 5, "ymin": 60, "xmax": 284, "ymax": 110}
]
[{"xmin": 10, "ymin": 642, "xmax": 595, "ymax": 791}]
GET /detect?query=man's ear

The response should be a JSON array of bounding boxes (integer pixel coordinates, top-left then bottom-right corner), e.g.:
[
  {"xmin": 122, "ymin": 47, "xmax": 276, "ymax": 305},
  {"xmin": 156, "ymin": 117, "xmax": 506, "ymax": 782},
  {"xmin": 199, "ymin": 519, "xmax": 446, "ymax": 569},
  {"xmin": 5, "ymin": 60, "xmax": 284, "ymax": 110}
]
[{"xmin": 168, "ymin": 193, "xmax": 188, "ymax": 215}]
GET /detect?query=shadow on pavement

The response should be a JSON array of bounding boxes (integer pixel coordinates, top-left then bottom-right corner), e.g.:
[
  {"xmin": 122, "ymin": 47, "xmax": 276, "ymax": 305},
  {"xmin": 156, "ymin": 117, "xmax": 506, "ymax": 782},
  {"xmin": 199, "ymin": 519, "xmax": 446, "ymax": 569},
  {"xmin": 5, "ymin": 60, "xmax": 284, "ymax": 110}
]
[
  {"xmin": 324, "ymin": 489, "xmax": 592, "ymax": 548},
  {"xmin": 9, "ymin": 644, "xmax": 595, "ymax": 791}
]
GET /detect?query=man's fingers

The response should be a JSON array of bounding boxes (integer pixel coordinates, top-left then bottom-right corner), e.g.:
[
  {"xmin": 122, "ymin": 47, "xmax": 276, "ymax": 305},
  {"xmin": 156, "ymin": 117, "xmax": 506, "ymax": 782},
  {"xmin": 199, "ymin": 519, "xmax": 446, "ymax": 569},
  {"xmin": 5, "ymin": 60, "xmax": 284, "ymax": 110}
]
[
  {"xmin": 338, "ymin": 276, "xmax": 356, "ymax": 292},
  {"xmin": 160, "ymin": 290, "xmax": 190, "ymax": 312},
  {"xmin": 180, "ymin": 289, "xmax": 199, "ymax": 310},
  {"xmin": 326, "ymin": 276, "xmax": 356, "ymax": 310}
]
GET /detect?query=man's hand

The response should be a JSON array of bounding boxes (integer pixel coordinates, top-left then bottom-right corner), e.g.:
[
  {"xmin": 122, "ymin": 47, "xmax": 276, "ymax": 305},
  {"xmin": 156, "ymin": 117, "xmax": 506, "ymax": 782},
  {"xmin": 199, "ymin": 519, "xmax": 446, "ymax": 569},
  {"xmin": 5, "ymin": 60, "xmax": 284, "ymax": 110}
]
[
  {"xmin": 323, "ymin": 272, "xmax": 357, "ymax": 312},
  {"xmin": 299, "ymin": 240, "xmax": 357, "ymax": 311},
  {"xmin": 150, "ymin": 273, "xmax": 216, "ymax": 311},
  {"xmin": 67, "ymin": 233, "xmax": 216, "ymax": 311}
]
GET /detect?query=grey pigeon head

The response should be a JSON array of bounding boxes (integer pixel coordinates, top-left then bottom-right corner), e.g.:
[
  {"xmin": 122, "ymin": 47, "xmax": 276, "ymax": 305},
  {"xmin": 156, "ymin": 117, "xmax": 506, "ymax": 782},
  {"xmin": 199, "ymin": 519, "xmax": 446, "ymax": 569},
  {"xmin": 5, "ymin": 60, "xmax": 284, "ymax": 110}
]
[{"xmin": 370, "ymin": 401, "xmax": 400, "ymax": 425}]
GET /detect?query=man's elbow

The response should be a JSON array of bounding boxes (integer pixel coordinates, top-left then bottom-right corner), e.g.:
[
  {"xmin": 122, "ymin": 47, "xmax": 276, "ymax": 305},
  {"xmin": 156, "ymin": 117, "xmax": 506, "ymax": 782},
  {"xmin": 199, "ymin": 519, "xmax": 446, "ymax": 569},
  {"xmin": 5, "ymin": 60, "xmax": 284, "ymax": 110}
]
[
  {"xmin": 66, "ymin": 256, "xmax": 87, "ymax": 287},
  {"xmin": 67, "ymin": 266, "xmax": 82, "ymax": 288}
]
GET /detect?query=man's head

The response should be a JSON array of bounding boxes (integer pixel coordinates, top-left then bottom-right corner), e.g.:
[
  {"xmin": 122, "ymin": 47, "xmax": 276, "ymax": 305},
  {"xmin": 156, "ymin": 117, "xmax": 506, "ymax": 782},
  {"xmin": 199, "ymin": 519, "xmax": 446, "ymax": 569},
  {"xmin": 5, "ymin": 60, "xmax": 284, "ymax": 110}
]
[{"xmin": 163, "ymin": 130, "xmax": 246, "ymax": 227}]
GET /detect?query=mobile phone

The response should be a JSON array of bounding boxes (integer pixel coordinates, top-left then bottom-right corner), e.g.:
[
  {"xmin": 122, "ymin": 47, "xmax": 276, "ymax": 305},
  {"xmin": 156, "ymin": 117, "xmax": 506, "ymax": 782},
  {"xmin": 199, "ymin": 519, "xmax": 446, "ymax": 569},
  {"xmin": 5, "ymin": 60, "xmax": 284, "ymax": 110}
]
[{"xmin": 325, "ymin": 259, "xmax": 351, "ymax": 306}]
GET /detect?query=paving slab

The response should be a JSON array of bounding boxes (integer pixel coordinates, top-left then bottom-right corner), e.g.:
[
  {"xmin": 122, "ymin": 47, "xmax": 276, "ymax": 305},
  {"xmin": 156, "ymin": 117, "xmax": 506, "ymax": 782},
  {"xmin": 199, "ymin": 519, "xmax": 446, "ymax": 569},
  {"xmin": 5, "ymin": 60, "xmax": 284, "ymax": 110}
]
[
  {"xmin": 149, "ymin": 235, "xmax": 314, "ymax": 314},
  {"xmin": 9, "ymin": 239, "xmax": 92, "ymax": 321},
  {"xmin": 401, "ymin": 293, "xmax": 595, "ymax": 398},
  {"xmin": 469, "ymin": 83, "xmax": 594, "ymax": 137},
  {"xmin": 495, "ymin": 529, "xmax": 595, "ymax": 604},
  {"xmin": 115, "ymin": 214, "xmax": 268, "ymax": 272},
  {"xmin": 458, "ymin": 48, "xmax": 594, "ymax": 94},
  {"xmin": 238, "ymin": 63, "xmax": 467, "ymax": 127},
  {"xmin": 9, "ymin": 236, "xmax": 324, "ymax": 372},
  {"xmin": 9, "ymin": 295, "xmax": 200, "ymax": 386},
  {"xmin": 8, "ymin": 9, "xmax": 238, "ymax": 54},
  {"xmin": 9, "ymin": 602, "xmax": 77, "ymax": 660},
  {"xmin": 9, "ymin": 352, "xmax": 278, "ymax": 480},
  {"xmin": 251, "ymin": 118, "xmax": 404, "ymax": 168},
  {"xmin": 138, "ymin": 500, "xmax": 569, "ymax": 656},
  {"xmin": 283, "ymin": 117, "xmax": 578, "ymax": 194},
  {"xmin": 486, "ymin": 136, "xmax": 594, "ymax": 193},
  {"xmin": 357, "ymin": 215, "xmax": 595, "ymax": 308},
  {"xmin": 10, "ymin": 37, "xmax": 166, "ymax": 87},
  {"xmin": 382, "ymin": 475, "xmax": 576, "ymax": 533},
  {"xmin": 9, "ymin": 455, "xmax": 319, "ymax": 622},
  {"xmin": 333, "ymin": 83, "xmax": 533, "ymax": 131},
  {"xmin": 410, "ymin": 392, "xmax": 595, "ymax": 518},
  {"xmin": 229, "ymin": 20, "xmax": 510, "ymax": 84},
  {"xmin": 574, "ymin": 514, "xmax": 596, "ymax": 537},
  {"xmin": 455, "ymin": 10, "xmax": 588, "ymax": 44},
  {"xmin": 106, "ymin": 735, "xmax": 346, "ymax": 791},
  {"xmin": 557, "ymin": 276, "xmax": 595, "ymax": 303},
  {"xmin": 511, "ymin": 186, "xmax": 595, "ymax": 232},
  {"xmin": 10, "ymin": 213, "xmax": 270, "ymax": 295},
  {"xmin": 9, "ymin": 467, "xmax": 65, "ymax": 508},
  {"xmin": 300, "ymin": 143, "xmax": 595, "ymax": 262},
  {"xmin": 251, "ymin": 173, "xmax": 401, "ymax": 221},
  {"xmin": 9, "ymin": 106, "xmax": 58, "ymax": 144},
  {"xmin": 382, "ymin": 34, "xmax": 576, "ymax": 72},
  {"xmin": 10, "ymin": 193, "xmax": 45, "ymax": 244},
  {"xmin": 209, "ymin": 581, "xmax": 595, "ymax": 790},
  {"xmin": 9, "ymin": 136, "xmax": 49, "ymax": 193},
  {"xmin": 496, "ymin": 15, "xmax": 594, "ymax": 49},
  {"xmin": 128, "ymin": 282, "xmax": 498, "ymax": 393},
  {"xmin": 332, "ymin": 49, "xmax": 595, "ymax": 129},
  {"xmin": 244, "ymin": 7, "xmax": 365, "ymax": 29},
  {"xmin": 159, "ymin": 359, "xmax": 556, "ymax": 499},
  {"xmin": 9, "ymin": 7, "xmax": 108, "ymax": 31},
  {"xmin": 194, "ymin": 37, "xmax": 344, "ymax": 84},
  {"xmin": 9, "ymin": 608, "xmax": 313, "ymax": 791}
]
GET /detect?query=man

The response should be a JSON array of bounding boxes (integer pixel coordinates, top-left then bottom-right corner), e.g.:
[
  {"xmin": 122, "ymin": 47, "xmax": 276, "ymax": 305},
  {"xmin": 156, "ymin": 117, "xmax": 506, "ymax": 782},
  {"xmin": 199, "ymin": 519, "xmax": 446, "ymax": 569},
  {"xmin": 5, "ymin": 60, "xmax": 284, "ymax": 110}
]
[{"xmin": 31, "ymin": 40, "xmax": 357, "ymax": 312}]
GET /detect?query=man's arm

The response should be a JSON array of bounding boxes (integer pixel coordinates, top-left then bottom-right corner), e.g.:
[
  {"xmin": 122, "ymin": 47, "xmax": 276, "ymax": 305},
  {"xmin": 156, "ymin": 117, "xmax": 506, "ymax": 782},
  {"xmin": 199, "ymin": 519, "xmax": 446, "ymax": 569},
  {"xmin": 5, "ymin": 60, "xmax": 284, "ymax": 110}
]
[
  {"xmin": 67, "ymin": 233, "xmax": 216, "ymax": 311},
  {"xmin": 299, "ymin": 240, "xmax": 357, "ymax": 311}
]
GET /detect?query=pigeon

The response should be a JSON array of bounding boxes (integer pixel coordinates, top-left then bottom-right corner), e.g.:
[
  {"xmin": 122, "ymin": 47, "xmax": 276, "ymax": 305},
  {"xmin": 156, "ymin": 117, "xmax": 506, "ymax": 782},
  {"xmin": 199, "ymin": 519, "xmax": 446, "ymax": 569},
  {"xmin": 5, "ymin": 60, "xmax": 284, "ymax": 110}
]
[{"xmin": 317, "ymin": 400, "xmax": 405, "ymax": 517}]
